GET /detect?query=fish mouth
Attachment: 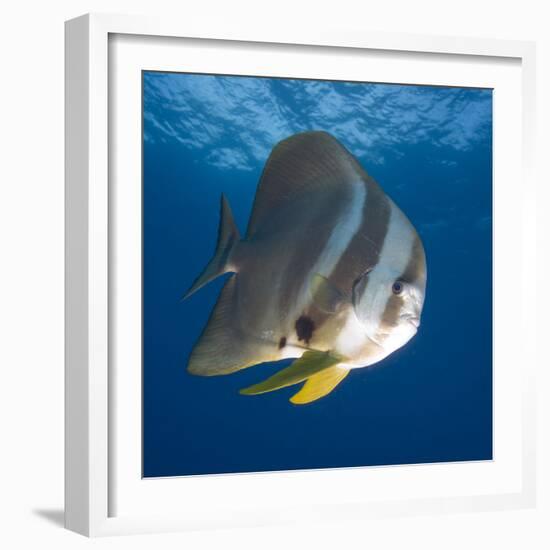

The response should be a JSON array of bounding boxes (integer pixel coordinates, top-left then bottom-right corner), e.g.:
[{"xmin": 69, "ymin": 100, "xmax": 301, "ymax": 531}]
[{"xmin": 407, "ymin": 317, "xmax": 420, "ymax": 329}]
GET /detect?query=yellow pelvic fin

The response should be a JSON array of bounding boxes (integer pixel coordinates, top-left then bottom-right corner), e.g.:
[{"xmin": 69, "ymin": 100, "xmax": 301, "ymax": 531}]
[
  {"xmin": 290, "ymin": 366, "xmax": 350, "ymax": 405},
  {"xmin": 239, "ymin": 350, "xmax": 343, "ymax": 396}
]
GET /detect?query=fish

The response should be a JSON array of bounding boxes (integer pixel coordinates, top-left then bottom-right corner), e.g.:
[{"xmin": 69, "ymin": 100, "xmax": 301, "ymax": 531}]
[{"xmin": 183, "ymin": 131, "xmax": 427, "ymax": 404}]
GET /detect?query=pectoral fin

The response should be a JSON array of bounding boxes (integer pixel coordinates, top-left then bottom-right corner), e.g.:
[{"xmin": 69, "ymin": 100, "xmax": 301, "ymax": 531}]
[
  {"xmin": 239, "ymin": 350, "xmax": 343, "ymax": 396},
  {"xmin": 310, "ymin": 273, "xmax": 346, "ymax": 313},
  {"xmin": 290, "ymin": 366, "xmax": 350, "ymax": 405}
]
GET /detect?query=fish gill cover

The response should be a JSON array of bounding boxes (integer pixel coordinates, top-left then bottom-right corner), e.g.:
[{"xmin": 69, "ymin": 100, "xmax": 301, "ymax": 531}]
[{"xmin": 142, "ymin": 72, "xmax": 492, "ymax": 477}]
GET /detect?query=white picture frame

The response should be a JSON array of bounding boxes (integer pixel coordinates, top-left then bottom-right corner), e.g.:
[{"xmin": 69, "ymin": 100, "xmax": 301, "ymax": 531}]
[{"xmin": 65, "ymin": 12, "xmax": 537, "ymax": 537}]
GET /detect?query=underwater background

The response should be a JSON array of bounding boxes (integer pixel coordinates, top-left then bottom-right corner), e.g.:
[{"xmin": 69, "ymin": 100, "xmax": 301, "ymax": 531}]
[{"xmin": 142, "ymin": 72, "xmax": 492, "ymax": 477}]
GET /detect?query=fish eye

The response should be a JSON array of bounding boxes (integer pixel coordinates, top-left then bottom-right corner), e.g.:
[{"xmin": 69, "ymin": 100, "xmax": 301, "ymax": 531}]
[{"xmin": 392, "ymin": 281, "xmax": 404, "ymax": 295}]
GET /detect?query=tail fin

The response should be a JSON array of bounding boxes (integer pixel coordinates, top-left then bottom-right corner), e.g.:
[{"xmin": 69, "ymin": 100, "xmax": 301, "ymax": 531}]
[{"xmin": 183, "ymin": 194, "xmax": 240, "ymax": 300}]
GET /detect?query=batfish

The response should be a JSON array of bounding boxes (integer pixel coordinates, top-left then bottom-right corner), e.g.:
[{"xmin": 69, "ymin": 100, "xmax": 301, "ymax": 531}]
[{"xmin": 183, "ymin": 131, "xmax": 427, "ymax": 404}]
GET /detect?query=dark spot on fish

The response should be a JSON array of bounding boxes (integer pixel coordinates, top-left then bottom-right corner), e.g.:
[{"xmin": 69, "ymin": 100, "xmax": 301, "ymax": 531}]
[
  {"xmin": 278, "ymin": 336, "xmax": 287, "ymax": 349},
  {"xmin": 295, "ymin": 315, "xmax": 315, "ymax": 345}
]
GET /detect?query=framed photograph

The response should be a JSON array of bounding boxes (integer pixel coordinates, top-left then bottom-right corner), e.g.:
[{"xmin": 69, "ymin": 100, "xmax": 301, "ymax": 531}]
[{"xmin": 65, "ymin": 13, "xmax": 537, "ymax": 536}]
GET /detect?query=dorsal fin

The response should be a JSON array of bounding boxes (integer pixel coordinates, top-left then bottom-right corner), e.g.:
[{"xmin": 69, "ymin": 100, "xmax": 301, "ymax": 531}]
[
  {"xmin": 246, "ymin": 132, "xmax": 368, "ymax": 237},
  {"xmin": 182, "ymin": 194, "xmax": 240, "ymax": 300}
]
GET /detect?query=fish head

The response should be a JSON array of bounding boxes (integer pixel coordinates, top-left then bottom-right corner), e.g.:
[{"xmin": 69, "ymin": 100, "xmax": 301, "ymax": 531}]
[{"xmin": 352, "ymin": 232, "xmax": 427, "ymax": 356}]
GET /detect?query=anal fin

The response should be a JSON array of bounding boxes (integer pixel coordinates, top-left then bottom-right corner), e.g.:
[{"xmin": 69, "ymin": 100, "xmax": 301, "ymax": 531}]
[
  {"xmin": 188, "ymin": 275, "xmax": 274, "ymax": 376},
  {"xmin": 290, "ymin": 366, "xmax": 349, "ymax": 405}
]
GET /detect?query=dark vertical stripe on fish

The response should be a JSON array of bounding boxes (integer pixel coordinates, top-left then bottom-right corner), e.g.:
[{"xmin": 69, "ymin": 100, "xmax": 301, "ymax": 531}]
[
  {"xmin": 399, "ymin": 235, "xmax": 426, "ymax": 284},
  {"xmin": 301, "ymin": 176, "xmax": 391, "ymax": 340},
  {"xmin": 379, "ymin": 233, "xmax": 424, "ymax": 331},
  {"xmin": 330, "ymin": 176, "xmax": 391, "ymax": 298},
  {"xmin": 278, "ymin": 188, "xmax": 353, "ymax": 333}
]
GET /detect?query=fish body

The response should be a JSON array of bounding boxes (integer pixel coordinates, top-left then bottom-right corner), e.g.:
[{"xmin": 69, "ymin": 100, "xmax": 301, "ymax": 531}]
[{"xmin": 184, "ymin": 132, "xmax": 427, "ymax": 403}]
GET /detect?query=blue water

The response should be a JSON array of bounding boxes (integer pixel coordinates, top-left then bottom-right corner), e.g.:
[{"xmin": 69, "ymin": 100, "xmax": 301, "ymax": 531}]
[{"xmin": 142, "ymin": 72, "xmax": 492, "ymax": 477}]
